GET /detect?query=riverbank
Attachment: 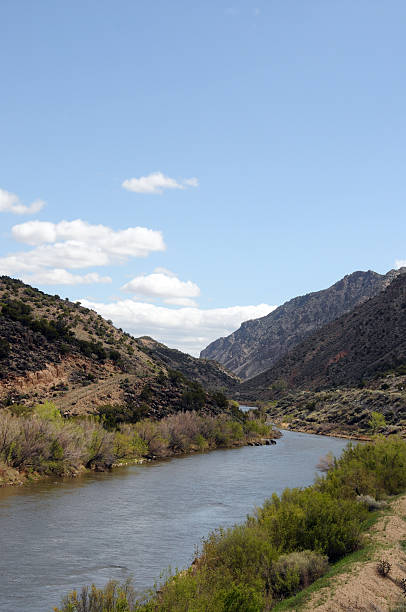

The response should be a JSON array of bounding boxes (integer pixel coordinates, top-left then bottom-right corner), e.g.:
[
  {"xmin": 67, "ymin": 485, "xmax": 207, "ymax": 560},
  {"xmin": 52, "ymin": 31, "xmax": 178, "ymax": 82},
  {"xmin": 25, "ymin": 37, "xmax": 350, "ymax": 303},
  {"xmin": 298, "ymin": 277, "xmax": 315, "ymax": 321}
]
[
  {"xmin": 273, "ymin": 419, "xmax": 372, "ymax": 441},
  {"xmin": 263, "ymin": 386, "xmax": 406, "ymax": 441},
  {"xmin": 0, "ymin": 429, "xmax": 348, "ymax": 612},
  {"xmin": 0, "ymin": 406, "xmax": 280, "ymax": 487},
  {"xmin": 276, "ymin": 493, "xmax": 406, "ymax": 611},
  {"xmin": 54, "ymin": 436, "xmax": 406, "ymax": 612}
]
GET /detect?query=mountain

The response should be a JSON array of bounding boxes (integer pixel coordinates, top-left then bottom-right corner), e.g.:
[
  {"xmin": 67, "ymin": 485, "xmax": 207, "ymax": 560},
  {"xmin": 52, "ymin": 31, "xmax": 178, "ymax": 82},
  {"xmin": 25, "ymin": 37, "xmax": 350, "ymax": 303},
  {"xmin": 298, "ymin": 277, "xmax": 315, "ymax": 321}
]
[
  {"xmin": 0, "ymin": 276, "xmax": 236, "ymax": 419},
  {"xmin": 237, "ymin": 271, "xmax": 406, "ymax": 402},
  {"xmin": 201, "ymin": 269, "xmax": 403, "ymax": 380}
]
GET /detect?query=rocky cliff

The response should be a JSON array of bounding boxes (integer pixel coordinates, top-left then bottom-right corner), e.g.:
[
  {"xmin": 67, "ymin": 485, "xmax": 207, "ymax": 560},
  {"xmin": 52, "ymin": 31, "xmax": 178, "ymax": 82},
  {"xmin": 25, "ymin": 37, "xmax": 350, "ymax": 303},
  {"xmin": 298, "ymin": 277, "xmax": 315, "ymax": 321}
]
[
  {"xmin": 238, "ymin": 271, "xmax": 406, "ymax": 401},
  {"xmin": 201, "ymin": 269, "xmax": 403, "ymax": 379}
]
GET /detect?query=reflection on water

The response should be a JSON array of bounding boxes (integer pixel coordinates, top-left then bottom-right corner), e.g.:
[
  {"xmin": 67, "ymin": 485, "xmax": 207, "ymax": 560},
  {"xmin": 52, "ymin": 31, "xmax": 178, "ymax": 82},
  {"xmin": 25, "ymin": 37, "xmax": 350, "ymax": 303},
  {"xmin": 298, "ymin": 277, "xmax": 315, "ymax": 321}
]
[{"xmin": 0, "ymin": 429, "xmax": 348, "ymax": 612}]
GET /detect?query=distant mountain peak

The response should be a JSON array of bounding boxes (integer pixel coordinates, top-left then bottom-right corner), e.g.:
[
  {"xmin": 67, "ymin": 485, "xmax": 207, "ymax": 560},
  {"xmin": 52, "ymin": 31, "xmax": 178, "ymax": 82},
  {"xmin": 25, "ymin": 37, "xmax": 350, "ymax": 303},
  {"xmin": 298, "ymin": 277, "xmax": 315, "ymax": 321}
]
[{"xmin": 200, "ymin": 268, "xmax": 403, "ymax": 380}]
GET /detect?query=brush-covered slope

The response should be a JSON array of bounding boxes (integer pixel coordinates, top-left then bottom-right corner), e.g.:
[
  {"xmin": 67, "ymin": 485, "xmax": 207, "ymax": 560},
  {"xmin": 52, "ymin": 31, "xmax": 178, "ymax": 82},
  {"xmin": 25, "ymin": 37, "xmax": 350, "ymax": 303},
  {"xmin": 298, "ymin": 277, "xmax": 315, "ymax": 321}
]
[
  {"xmin": 238, "ymin": 272, "xmax": 406, "ymax": 401},
  {"xmin": 0, "ymin": 277, "xmax": 236, "ymax": 418},
  {"xmin": 201, "ymin": 269, "xmax": 402, "ymax": 380},
  {"xmin": 136, "ymin": 336, "xmax": 239, "ymax": 391}
]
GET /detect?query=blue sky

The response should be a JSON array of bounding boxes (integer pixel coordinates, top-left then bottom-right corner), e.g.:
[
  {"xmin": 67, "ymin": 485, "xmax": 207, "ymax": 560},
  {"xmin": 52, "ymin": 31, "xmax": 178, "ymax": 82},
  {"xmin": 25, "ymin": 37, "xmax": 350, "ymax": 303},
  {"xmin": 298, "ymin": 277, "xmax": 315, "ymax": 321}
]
[{"xmin": 1, "ymin": 1, "xmax": 405, "ymax": 354}]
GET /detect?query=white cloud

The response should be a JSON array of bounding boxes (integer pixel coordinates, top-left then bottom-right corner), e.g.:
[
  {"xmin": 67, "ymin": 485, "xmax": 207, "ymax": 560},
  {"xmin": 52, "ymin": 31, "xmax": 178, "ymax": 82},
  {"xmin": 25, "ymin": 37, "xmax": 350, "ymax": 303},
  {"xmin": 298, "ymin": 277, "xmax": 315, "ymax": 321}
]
[
  {"xmin": 121, "ymin": 270, "xmax": 200, "ymax": 305},
  {"xmin": 0, "ymin": 242, "xmax": 109, "ymax": 271},
  {"xmin": 153, "ymin": 267, "xmax": 177, "ymax": 277},
  {"xmin": 0, "ymin": 249, "xmax": 112, "ymax": 285},
  {"xmin": 395, "ymin": 260, "xmax": 406, "ymax": 269},
  {"xmin": 0, "ymin": 188, "xmax": 45, "ymax": 215},
  {"xmin": 122, "ymin": 172, "xmax": 199, "ymax": 195},
  {"xmin": 1, "ymin": 219, "xmax": 165, "ymax": 286},
  {"xmin": 78, "ymin": 298, "xmax": 276, "ymax": 356},
  {"xmin": 26, "ymin": 269, "xmax": 111, "ymax": 286},
  {"xmin": 164, "ymin": 297, "xmax": 198, "ymax": 307},
  {"xmin": 12, "ymin": 219, "xmax": 165, "ymax": 257}
]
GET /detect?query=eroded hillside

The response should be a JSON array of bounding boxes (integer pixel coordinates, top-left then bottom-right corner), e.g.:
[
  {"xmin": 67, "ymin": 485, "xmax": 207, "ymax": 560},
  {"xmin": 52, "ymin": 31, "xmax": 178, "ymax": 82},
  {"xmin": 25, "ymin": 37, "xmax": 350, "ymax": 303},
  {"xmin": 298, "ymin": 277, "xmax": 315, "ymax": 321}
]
[{"xmin": 0, "ymin": 277, "xmax": 236, "ymax": 419}]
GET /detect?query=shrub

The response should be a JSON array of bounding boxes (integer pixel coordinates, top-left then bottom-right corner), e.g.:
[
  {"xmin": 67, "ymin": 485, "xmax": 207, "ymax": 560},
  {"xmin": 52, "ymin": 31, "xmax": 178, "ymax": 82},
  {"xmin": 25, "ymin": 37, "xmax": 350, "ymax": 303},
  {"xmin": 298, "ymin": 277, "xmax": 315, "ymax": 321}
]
[
  {"xmin": 0, "ymin": 338, "xmax": 10, "ymax": 358},
  {"xmin": 369, "ymin": 411, "xmax": 387, "ymax": 433},
  {"xmin": 377, "ymin": 559, "xmax": 391, "ymax": 577},
  {"xmin": 356, "ymin": 494, "xmax": 387, "ymax": 510},
  {"xmin": 201, "ymin": 523, "xmax": 278, "ymax": 592},
  {"xmin": 320, "ymin": 437, "xmax": 406, "ymax": 498},
  {"xmin": 34, "ymin": 401, "xmax": 62, "ymax": 422},
  {"xmin": 113, "ymin": 425, "xmax": 148, "ymax": 460},
  {"xmin": 269, "ymin": 550, "xmax": 328, "ymax": 598},
  {"xmin": 223, "ymin": 584, "xmax": 264, "ymax": 612},
  {"xmin": 181, "ymin": 388, "xmax": 205, "ymax": 411},
  {"xmin": 212, "ymin": 391, "xmax": 228, "ymax": 409},
  {"xmin": 54, "ymin": 578, "xmax": 140, "ymax": 612},
  {"xmin": 256, "ymin": 488, "xmax": 367, "ymax": 561}
]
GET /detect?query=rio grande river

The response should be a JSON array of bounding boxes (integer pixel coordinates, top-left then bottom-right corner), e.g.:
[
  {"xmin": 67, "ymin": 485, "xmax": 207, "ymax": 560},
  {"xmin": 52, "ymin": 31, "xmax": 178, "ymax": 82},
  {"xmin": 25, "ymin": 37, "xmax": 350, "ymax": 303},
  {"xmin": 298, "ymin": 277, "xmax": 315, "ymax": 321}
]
[{"xmin": 0, "ymin": 427, "xmax": 349, "ymax": 611}]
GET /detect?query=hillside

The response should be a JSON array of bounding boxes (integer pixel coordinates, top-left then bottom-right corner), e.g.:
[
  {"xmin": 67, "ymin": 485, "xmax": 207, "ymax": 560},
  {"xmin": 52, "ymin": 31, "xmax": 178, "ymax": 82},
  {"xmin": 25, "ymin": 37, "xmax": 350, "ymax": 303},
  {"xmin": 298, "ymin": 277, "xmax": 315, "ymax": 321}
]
[
  {"xmin": 262, "ymin": 376, "xmax": 406, "ymax": 439},
  {"xmin": 238, "ymin": 272, "xmax": 406, "ymax": 403},
  {"xmin": 201, "ymin": 269, "xmax": 403, "ymax": 380},
  {"xmin": 0, "ymin": 276, "xmax": 236, "ymax": 419},
  {"xmin": 136, "ymin": 336, "xmax": 239, "ymax": 391}
]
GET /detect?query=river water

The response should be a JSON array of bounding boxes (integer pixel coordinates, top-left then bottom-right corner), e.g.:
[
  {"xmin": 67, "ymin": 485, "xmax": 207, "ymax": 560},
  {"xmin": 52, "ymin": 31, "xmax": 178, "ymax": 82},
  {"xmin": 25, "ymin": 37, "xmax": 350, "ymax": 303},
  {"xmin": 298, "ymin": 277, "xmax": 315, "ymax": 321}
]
[{"xmin": 0, "ymin": 428, "xmax": 349, "ymax": 612}]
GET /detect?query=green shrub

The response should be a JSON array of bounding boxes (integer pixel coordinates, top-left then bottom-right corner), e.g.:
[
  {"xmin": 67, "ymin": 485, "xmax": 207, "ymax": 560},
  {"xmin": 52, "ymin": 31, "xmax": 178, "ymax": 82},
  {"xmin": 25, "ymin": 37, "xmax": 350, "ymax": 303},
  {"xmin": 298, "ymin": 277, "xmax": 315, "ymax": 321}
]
[
  {"xmin": 113, "ymin": 425, "xmax": 148, "ymax": 460},
  {"xmin": 34, "ymin": 401, "xmax": 62, "ymax": 422},
  {"xmin": 222, "ymin": 584, "xmax": 264, "ymax": 611},
  {"xmin": 369, "ymin": 411, "xmax": 387, "ymax": 433},
  {"xmin": 320, "ymin": 437, "xmax": 406, "ymax": 498},
  {"xmin": 256, "ymin": 488, "xmax": 367, "ymax": 561},
  {"xmin": 201, "ymin": 523, "xmax": 278, "ymax": 591}
]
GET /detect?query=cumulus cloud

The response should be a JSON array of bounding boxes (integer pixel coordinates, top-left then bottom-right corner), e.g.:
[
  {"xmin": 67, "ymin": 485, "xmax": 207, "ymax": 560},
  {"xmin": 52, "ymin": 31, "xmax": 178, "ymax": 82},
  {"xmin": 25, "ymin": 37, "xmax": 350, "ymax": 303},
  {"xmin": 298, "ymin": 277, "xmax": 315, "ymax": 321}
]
[
  {"xmin": 78, "ymin": 298, "xmax": 276, "ymax": 355},
  {"xmin": 164, "ymin": 297, "xmax": 198, "ymax": 307},
  {"xmin": 0, "ymin": 242, "xmax": 110, "ymax": 271},
  {"xmin": 122, "ymin": 172, "xmax": 199, "ymax": 195},
  {"xmin": 395, "ymin": 259, "xmax": 406, "ymax": 269},
  {"xmin": 0, "ymin": 188, "xmax": 45, "ymax": 215},
  {"xmin": 121, "ymin": 270, "xmax": 200, "ymax": 306},
  {"xmin": 12, "ymin": 219, "xmax": 165, "ymax": 257},
  {"xmin": 1, "ymin": 219, "xmax": 165, "ymax": 286},
  {"xmin": 26, "ymin": 269, "xmax": 111, "ymax": 286}
]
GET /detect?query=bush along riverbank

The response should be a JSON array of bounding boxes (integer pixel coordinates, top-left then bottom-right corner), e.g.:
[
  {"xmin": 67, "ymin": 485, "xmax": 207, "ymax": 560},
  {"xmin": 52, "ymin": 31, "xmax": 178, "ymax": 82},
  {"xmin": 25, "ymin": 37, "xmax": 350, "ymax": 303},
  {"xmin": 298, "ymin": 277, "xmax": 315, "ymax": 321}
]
[
  {"xmin": 0, "ymin": 402, "xmax": 278, "ymax": 486},
  {"xmin": 54, "ymin": 437, "xmax": 406, "ymax": 612}
]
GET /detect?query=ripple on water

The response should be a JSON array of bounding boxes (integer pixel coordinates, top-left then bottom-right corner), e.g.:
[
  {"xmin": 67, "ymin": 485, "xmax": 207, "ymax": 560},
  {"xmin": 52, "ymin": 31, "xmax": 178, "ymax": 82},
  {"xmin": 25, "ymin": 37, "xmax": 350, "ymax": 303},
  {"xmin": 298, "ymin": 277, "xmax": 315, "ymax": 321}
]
[{"xmin": 0, "ymin": 429, "xmax": 349, "ymax": 612}]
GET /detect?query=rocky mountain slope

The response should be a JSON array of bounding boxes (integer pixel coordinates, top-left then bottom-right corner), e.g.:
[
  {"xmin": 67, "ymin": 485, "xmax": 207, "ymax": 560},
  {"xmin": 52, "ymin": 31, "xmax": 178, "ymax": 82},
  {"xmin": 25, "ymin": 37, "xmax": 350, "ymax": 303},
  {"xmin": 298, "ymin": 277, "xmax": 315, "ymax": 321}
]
[
  {"xmin": 0, "ymin": 276, "xmax": 236, "ymax": 419},
  {"xmin": 237, "ymin": 271, "xmax": 406, "ymax": 402},
  {"xmin": 201, "ymin": 269, "xmax": 403, "ymax": 380}
]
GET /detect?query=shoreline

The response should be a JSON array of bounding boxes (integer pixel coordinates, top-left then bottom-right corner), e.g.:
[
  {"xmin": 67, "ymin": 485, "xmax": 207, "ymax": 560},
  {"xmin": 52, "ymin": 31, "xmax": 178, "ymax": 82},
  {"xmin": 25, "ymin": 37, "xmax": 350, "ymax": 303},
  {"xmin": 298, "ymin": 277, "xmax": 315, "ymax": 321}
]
[
  {"xmin": 269, "ymin": 418, "xmax": 373, "ymax": 442},
  {"xmin": 0, "ymin": 432, "xmax": 281, "ymax": 488}
]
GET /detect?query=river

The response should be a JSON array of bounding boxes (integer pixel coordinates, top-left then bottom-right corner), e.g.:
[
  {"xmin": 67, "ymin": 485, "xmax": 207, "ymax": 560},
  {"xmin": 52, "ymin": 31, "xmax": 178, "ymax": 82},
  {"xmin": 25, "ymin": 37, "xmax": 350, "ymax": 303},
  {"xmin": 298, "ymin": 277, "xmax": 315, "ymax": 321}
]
[{"xmin": 0, "ymin": 428, "xmax": 349, "ymax": 612}]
